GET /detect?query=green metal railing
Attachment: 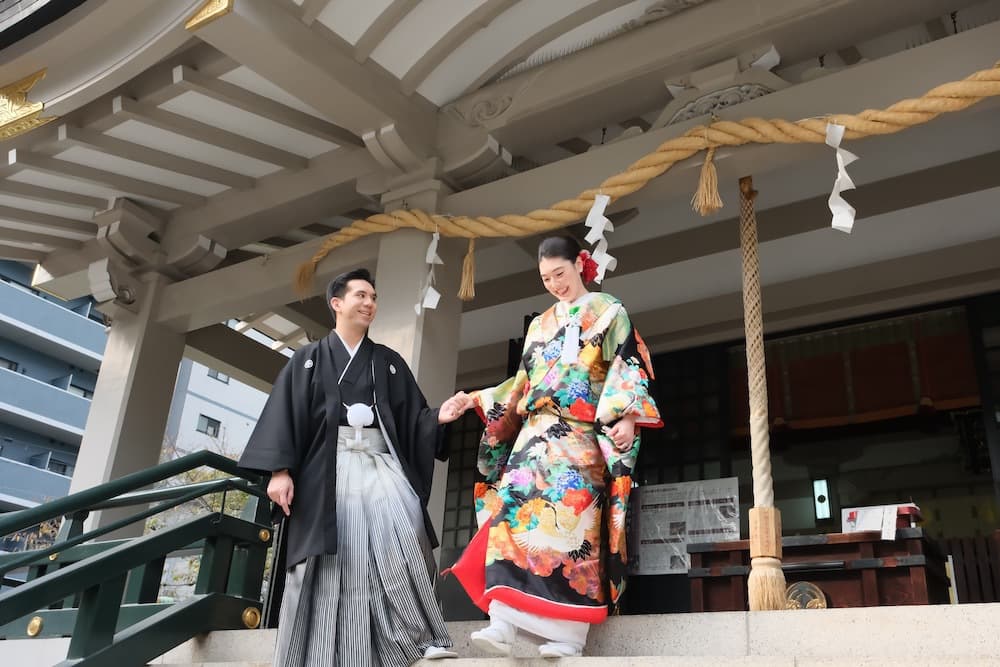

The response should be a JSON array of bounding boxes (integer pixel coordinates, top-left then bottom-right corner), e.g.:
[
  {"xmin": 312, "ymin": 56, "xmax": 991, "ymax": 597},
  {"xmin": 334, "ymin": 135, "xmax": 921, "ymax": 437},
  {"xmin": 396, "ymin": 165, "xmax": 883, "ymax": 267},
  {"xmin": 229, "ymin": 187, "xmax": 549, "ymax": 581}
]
[{"xmin": 0, "ymin": 451, "xmax": 275, "ymax": 666}]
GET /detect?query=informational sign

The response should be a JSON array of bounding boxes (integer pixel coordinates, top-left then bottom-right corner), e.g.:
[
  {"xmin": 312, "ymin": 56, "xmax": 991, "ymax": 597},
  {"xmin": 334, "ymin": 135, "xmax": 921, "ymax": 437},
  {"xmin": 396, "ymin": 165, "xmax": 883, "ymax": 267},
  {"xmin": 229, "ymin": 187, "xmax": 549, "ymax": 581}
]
[{"xmin": 629, "ymin": 477, "xmax": 740, "ymax": 575}]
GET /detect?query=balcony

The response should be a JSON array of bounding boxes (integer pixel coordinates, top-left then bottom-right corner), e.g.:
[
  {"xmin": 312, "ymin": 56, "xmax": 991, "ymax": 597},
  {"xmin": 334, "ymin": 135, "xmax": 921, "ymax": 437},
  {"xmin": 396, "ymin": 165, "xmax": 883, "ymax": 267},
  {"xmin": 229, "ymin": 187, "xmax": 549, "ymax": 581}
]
[
  {"xmin": 0, "ymin": 456, "xmax": 71, "ymax": 510},
  {"xmin": 0, "ymin": 368, "xmax": 89, "ymax": 444},
  {"xmin": 0, "ymin": 280, "xmax": 105, "ymax": 372}
]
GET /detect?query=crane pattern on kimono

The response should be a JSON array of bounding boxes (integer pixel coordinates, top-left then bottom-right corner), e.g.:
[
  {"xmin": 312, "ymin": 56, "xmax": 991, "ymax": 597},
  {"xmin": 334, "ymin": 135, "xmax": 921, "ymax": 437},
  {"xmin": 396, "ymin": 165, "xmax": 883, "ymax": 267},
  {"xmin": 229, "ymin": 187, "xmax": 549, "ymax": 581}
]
[{"xmin": 512, "ymin": 497, "xmax": 600, "ymax": 559}]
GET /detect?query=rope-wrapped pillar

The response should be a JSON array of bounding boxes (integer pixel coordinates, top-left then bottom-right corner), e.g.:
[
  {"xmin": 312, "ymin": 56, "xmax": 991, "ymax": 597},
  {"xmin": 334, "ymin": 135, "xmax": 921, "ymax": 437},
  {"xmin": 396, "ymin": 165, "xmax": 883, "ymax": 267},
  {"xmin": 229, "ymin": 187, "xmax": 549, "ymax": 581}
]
[{"xmin": 738, "ymin": 176, "xmax": 786, "ymax": 611}]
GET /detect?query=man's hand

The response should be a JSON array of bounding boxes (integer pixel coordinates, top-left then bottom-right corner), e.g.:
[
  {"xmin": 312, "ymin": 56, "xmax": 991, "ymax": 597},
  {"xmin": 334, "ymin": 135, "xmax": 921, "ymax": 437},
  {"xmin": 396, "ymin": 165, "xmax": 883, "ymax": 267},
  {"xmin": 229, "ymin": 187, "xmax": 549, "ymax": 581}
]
[
  {"xmin": 604, "ymin": 414, "xmax": 638, "ymax": 452},
  {"xmin": 438, "ymin": 391, "xmax": 474, "ymax": 424},
  {"xmin": 268, "ymin": 469, "xmax": 294, "ymax": 516}
]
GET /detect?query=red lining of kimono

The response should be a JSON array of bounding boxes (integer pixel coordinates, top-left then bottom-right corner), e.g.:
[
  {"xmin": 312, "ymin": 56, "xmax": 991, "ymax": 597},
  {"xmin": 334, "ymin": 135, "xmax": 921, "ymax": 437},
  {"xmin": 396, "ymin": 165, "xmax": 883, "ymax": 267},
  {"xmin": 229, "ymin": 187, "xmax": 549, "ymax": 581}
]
[
  {"xmin": 485, "ymin": 585, "xmax": 608, "ymax": 624},
  {"xmin": 444, "ymin": 524, "xmax": 609, "ymax": 624},
  {"xmin": 442, "ymin": 522, "xmax": 491, "ymax": 612}
]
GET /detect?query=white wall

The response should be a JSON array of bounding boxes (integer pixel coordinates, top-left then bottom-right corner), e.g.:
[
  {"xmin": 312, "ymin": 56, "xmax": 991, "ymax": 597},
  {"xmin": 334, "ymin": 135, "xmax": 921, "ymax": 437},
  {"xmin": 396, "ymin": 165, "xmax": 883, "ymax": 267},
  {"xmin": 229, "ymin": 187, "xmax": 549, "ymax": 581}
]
[{"xmin": 165, "ymin": 358, "xmax": 269, "ymax": 456}]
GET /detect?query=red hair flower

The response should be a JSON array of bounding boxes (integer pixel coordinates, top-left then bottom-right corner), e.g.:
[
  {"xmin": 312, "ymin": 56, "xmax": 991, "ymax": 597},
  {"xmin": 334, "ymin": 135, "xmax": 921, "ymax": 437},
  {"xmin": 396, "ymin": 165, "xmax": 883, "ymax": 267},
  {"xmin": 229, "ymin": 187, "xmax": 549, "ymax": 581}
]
[{"xmin": 579, "ymin": 250, "xmax": 599, "ymax": 284}]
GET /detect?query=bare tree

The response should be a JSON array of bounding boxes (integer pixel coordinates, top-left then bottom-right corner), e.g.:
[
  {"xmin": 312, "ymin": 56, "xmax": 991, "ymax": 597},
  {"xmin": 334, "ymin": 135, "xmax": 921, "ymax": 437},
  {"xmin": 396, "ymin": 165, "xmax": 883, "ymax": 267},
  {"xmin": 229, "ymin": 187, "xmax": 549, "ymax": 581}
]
[{"xmin": 149, "ymin": 433, "xmax": 262, "ymax": 601}]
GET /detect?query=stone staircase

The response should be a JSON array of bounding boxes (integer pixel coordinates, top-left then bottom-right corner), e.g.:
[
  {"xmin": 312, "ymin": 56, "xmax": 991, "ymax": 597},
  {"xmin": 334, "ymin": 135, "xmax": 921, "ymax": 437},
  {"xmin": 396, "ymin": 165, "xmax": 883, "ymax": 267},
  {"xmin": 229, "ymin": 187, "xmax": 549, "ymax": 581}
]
[{"xmin": 6, "ymin": 604, "xmax": 1000, "ymax": 666}]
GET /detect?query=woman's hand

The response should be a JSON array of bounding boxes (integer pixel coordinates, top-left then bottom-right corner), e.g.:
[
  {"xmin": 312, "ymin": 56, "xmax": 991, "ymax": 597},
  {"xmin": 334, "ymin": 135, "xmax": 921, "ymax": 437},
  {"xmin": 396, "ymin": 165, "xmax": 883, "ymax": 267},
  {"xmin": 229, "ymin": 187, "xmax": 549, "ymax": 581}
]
[
  {"xmin": 605, "ymin": 414, "xmax": 637, "ymax": 452},
  {"xmin": 268, "ymin": 469, "xmax": 294, "ymax": 516}
]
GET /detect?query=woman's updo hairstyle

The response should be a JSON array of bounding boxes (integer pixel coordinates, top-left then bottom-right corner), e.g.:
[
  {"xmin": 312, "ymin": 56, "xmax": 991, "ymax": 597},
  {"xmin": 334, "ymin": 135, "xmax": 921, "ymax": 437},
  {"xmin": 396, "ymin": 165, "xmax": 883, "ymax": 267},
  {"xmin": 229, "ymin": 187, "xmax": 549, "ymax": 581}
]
[{"xmin": 537, "ymin": 235, "xmax": 582, "ymax": 263}]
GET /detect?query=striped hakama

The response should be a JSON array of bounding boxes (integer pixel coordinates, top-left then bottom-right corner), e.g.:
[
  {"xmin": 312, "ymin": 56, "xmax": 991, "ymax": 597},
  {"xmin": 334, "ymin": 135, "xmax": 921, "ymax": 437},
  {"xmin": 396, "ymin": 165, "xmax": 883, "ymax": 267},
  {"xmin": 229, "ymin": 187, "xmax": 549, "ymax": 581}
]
[{"xmin": 273, "ymin": 427, "xmax": 452, "ymax": 667}]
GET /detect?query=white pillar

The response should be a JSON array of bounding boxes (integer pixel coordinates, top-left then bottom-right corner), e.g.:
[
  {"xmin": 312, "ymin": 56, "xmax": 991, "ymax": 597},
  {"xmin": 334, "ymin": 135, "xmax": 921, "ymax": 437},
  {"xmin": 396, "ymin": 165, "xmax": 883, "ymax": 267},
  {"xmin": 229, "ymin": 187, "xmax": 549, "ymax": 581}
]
[
  {"xmin": 368, "ymin": 228, "xmax": 464, "ymax": 549},
  {"xmin": 70, "ymin": 274, "xmax": 186, "ymax": 532}
]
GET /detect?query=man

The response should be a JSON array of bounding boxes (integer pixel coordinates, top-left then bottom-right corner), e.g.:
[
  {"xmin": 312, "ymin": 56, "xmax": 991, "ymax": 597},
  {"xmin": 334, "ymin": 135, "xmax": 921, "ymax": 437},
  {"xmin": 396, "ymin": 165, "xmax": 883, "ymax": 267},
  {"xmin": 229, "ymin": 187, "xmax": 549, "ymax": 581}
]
[{"xmin": 239, "ymin": 268, "xmax": 464, "ymax": 666}]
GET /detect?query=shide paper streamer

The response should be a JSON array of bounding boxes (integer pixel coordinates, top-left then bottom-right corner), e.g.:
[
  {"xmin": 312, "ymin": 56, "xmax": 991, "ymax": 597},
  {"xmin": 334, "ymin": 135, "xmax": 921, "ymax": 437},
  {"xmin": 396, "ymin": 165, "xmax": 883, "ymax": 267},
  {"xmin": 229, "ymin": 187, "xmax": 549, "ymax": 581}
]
[
  {"xmin": 825, "ymin": 122, "xmax": 860, "ymax": 233},
  {"xmin": 414, "ymin": 231, "xmax": 442, "ymax": 315},
  {"xmin": 584, "ymin": 194, "xmax": 618, "ymax": 283}
]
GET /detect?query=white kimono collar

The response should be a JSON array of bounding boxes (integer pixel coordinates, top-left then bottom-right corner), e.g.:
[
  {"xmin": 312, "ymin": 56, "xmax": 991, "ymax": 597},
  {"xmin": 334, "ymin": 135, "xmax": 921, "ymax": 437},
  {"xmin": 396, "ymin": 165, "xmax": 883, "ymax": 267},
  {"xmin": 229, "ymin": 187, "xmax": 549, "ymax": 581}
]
[{"xmin": 334, "ymin": 331, "xmax": 365, "ymax": 359}]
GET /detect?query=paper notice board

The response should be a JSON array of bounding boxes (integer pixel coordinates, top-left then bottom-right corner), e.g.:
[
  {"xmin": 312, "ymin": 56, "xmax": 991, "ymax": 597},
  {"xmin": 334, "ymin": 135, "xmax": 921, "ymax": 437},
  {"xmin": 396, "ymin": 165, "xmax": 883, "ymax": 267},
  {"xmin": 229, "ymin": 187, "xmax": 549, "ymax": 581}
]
[{"xmin": 629, "ymin": 477, "xmax": 740, "ymax": 575}]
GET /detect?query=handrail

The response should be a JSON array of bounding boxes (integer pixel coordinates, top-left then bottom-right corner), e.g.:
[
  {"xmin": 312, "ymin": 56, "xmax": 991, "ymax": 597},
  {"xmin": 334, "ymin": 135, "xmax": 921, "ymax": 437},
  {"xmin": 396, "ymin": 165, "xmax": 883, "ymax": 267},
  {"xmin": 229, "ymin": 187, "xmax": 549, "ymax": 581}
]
[
  {"xmin": 0, "ymin": 478, "xmax": 265, "ymax": 576},
  {"xmin": 0, "ymin": 513, "xmax": 273, "ymax": 664},
  {"xmin": 0, "ymin": 450, "xmax": 260, "ymax": 536},
  {"xmin": 89, "ymin": 477, "xmax": 248, "ymax": 510},
  {"xmin": 0, "ymin": 448, "xmax": 275, "ymax": 665},
  {"xmin": 0, "ymin": 513, "xmax": 260, "ymax": 625}
]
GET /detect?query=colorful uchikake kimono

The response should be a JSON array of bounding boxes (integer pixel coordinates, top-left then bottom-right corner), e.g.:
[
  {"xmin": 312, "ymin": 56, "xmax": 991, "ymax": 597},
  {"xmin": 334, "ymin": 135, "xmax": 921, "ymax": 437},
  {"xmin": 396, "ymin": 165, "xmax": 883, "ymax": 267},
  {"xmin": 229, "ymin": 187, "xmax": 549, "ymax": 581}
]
[{"xmin": 449, "ymin": 292, "xmax": 662, "ymax": 629}]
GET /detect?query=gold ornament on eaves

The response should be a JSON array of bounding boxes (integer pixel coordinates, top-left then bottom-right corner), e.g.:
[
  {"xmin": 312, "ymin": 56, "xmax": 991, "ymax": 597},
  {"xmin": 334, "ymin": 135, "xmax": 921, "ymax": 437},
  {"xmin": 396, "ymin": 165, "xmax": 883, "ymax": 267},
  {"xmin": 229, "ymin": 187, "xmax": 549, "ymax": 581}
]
[
  {"xmin": 185, "ymin": 0, "xmax": 235, "ymax": 31},
  {"xmin": 0, "ymin": 69, "xmax": 56, "ymax": 141}
]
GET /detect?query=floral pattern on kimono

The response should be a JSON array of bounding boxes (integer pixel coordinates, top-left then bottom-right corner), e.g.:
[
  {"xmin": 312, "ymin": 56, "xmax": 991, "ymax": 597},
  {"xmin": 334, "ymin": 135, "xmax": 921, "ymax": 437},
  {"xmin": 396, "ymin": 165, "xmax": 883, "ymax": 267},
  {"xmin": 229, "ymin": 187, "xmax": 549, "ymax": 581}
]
[{"xmin": 462, "ymin": 292, "xmax": 661, "ymax": 623}]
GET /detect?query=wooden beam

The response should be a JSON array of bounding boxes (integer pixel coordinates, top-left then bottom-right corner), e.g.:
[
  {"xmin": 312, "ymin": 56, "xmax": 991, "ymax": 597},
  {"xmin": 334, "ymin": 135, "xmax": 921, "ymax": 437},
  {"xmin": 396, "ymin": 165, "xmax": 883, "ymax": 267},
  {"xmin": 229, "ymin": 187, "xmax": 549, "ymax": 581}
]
[
  {"xmin": 258, "ymin": 236, "xmax": 297, "ymax": 249},
  {"xmin": 111, "ymin": 96, "xmax": 308, "ymax": 171},
  {"xmin": 163, "ymin": 146, "xmax": 377, "ymax": 251},
  {"xmin": 171, "ymin": 65, "xmax": 362, "ymax": 147},
  {"xmin": 0, "ymin": 204, "xmax": 97, "ymax": 240},
  {"xmin": 452, "ymin": 0, "xmax": 991, "ymax": 151},
  {"xmin": 234, "ymin": 312, "xmax": 269, "ymax": 332},
  {"xmin": 466, "ymin": 148, "xmax": 1000, "ymax": 312},
  {"xmin": 456, "ymin": 234, "xmax": 1000, "ymax": 375},
  {"xmin": 219, "ymin": 248, "xmax": 260, "ymax": 265},
  {"xmin": 0, "ymin": 227, "xmax": 84, "ymax": 250},
  {"xmin": 57, "ymin": 124, "xmax": 255, "ymax": 191},
  {"xmin": 462, "ymin": 0, "xmax": 633, "ymax": 95},
  {"xmin": 445, "ymin": 24, "xmax": 1000, "ymax": 217},
  {"xmin": 270, "ymin": 327, "xmax": 306, "ymax": 353},
  {"xmin": 635, "ymin": 239, "xmax": 1000, "ymax": 353},
  {"xmin": 354, "ymin": 0, "xmax": 420, "ymax": 63},
  {"xmin": 192, "ymin": 0, "xmax": 434, "ymax": 140},
  {"xmin": 622, "ymin": 117, "xmax": 651, "ymax": 132},
  {"xmin": 401, "ymin": 0, "xmax": 516, "ymax": 95},
  {"xmin": 0, "ymin": 244, "xmax": 46, "ymax": 262},
  {"xmin": 8, "ymin": 150, "xmax": 205, "ymax": 208},
  {"xmin": 155, "ymin": 234, "xmax": 381, "ymax": 332},
  {"xmin": 239, "ymin": 242, "xmax": 285, "ymax": 255},
  {"xmin": 556, "ymin": 138, "xmax": 591, "ymax": 155},
  {"xmin": 0, "ymin": 181, "xmax": 106, "ymax": 211},
  {"xmin": 185, "ymin": 324, "xmax": 287, "ymax": 391},
  {"xmin": 273, "ymin": 303, "xmax": 330, "ymax": 340},
  {"xmin": 299, "ymin": 0, "xmax": 332, "ymax": 26},
  {"xmin": 276, "ymin": 228, "xmax": 320, "ymax": 244},
  {"xmin": 26, "ymin": 240, "xmax": 105, "ymax": 300},
  {"xmin": 301, "ymin": 222, "xmax": 339, "ymax": 235},
  {"xmin": 82, "ymin": 44, "xmax": 242, "ymax": 131}
]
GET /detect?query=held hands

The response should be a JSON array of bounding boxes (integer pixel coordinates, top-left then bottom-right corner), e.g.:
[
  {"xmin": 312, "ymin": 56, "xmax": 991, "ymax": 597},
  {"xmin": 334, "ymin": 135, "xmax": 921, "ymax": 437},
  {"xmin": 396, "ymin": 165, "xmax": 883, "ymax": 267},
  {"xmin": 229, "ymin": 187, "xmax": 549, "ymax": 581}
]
[
  {"xmin": 438, "ymin": 391, "xmax": 475, "ymax": 424},
  {"xmin": 604, "ymin": 414, "xmax": 638, "ymax": 452},
  {"xmin": 268, "ymin": 469, "xmax": 294, "ymax": 516}
]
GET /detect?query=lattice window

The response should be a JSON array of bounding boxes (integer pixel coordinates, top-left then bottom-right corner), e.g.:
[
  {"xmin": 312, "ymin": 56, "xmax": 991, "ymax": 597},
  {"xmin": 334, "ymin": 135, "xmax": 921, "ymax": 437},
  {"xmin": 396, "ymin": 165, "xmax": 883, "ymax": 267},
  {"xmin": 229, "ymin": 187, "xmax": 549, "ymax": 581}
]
[
  {"xmin": 440, "ymin": 411, "xmax": 483, "ymax": 550},
  {"xmin": 636, "ymin": 346, "xmax": 729, "ymax": 486}
]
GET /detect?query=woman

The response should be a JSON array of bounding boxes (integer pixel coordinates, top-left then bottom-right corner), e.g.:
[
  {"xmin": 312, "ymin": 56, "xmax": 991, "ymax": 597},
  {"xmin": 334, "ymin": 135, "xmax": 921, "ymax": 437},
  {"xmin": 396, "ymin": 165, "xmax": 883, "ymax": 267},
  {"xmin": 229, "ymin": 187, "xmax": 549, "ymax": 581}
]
[{"xmin": 447, "ymin": 236, "xmax": 662, "ymax": 658}]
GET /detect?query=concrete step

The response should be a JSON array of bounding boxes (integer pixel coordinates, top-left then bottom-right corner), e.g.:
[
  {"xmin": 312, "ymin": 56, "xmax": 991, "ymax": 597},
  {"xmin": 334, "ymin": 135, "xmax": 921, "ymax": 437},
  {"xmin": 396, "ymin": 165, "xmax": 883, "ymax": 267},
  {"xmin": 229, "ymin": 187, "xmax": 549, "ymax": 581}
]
[
  {"xmin": 6, "ymin": 604, "xmax": 1000, "ymax": 665},
  {"xmin": 149, "ymin": 660, "xmax": 1000, "ymax": 667},
  {"xmin": 148, "ymin": 604, "xmax": 1000, "ymax": 664}
]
